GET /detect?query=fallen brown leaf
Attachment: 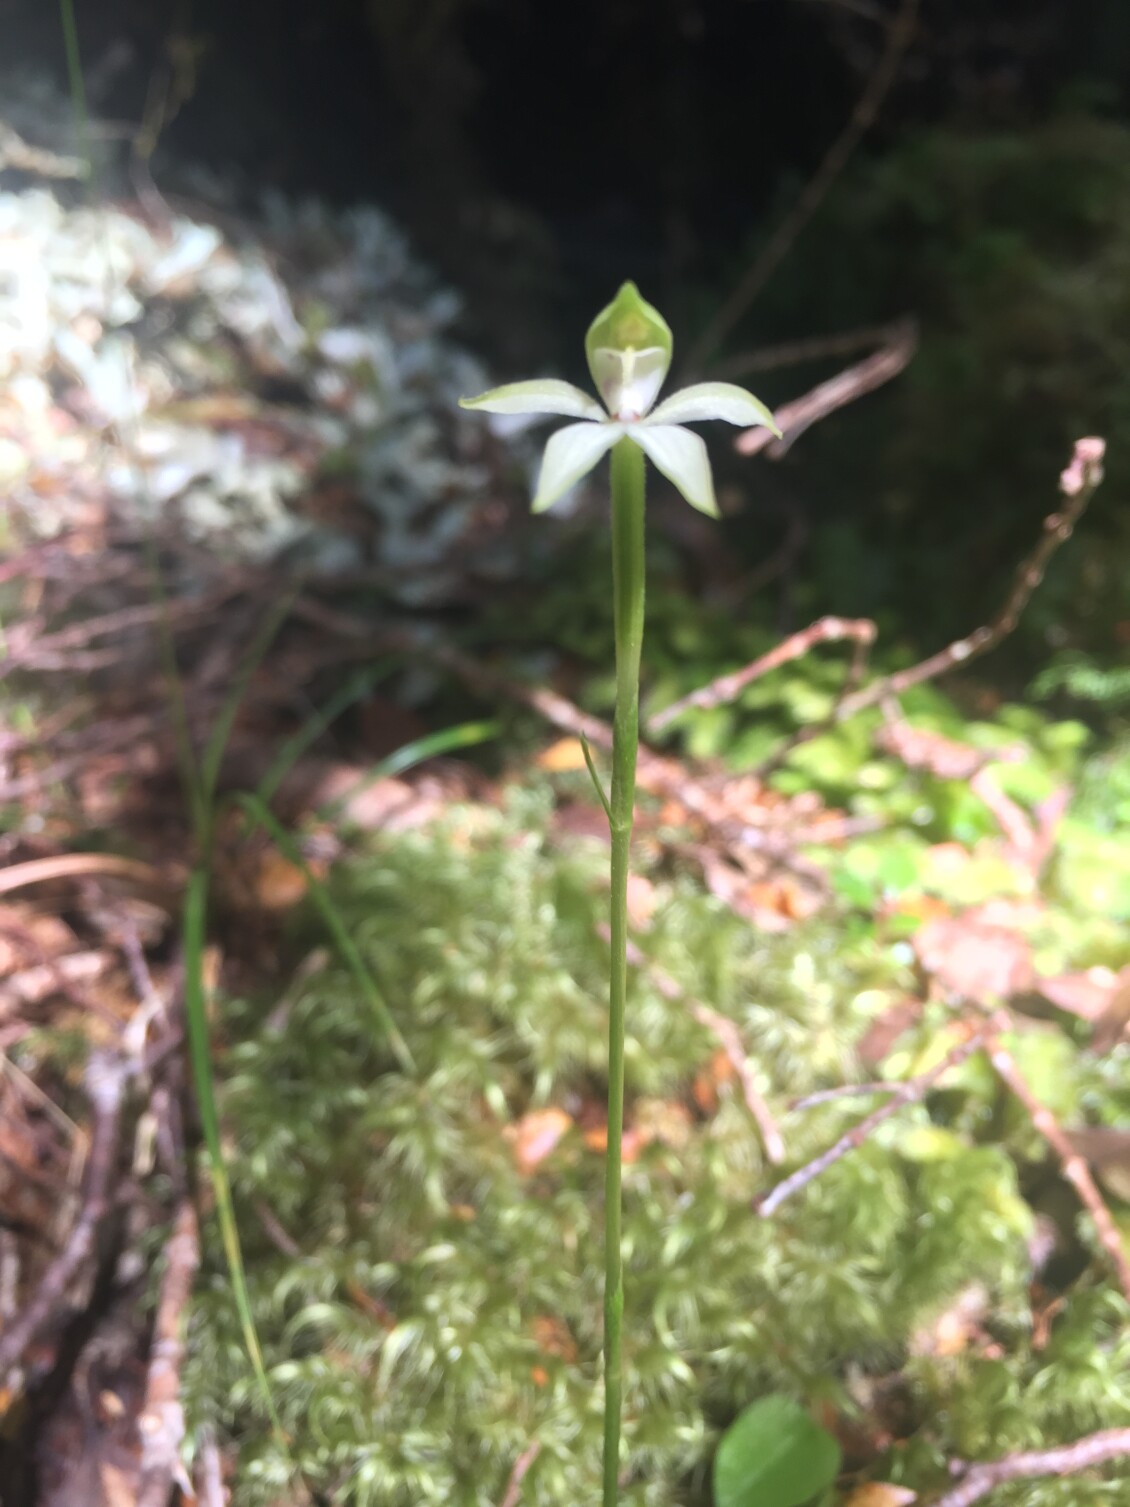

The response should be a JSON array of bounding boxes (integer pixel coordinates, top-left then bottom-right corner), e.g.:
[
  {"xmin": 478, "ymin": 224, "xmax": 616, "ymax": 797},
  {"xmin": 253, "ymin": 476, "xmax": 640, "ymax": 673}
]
[
  {"xmin": 508, "ymin": 1107, "xmax": 572, "ymax": 1175},
  {"xmin": 536, "ymin": 737, "xmax": 587, "ymax": 773},
  {"xmin": 915, "ymin": 914, "xmax": 1034, "ymax": 1000},
  {"xmin": 843, "ymin": 1485, "xmax": 917, "ymax": 1507}
]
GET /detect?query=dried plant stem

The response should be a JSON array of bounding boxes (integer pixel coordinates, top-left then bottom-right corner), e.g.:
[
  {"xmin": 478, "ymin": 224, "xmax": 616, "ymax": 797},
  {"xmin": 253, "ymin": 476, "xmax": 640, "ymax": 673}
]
[
  {"xmin": 603, "ymin": 437, "xmax": 646, "ymax": 1507},
  {"xmin": 829, "ymin": 438, "xmax": 1105, "ymax": 723},
  {"xmin": 985, "ymin": 1031, "xmax": 1130, "ymax": 1302},
  {"xmin": 649, "ymin": 615, "xmax": 875, "ymax": 734},
  {"xmin": 757, "ymin": 1017, "xmax": 996, "ymax": 1218},
  {"xmin": 0, "ymin": 1050, "xmax": 128, "ymax": 1374},
  {"xmin": 932, "ymin": 1427, "xmax": 1130, "ymax": 1507},
  {"xmin": 498, "ymin": 1440, "xmax": 543, "ymax": 1507},
  {"xmin": 611, "ymin": 931, "xmax": 785, "ymax": 1164},
  {"xmin": 733, "ymin": 319, "xmax": 917, "ymax": 458},
  {"xmin": 137, "ymin": 1198, "xmax": 200, "ymax": 1507}
]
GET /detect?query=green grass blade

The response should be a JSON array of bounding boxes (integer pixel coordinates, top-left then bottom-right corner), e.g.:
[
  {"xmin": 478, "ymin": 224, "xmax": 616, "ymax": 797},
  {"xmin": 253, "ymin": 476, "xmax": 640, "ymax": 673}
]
[
  {"xmin": 255, "ymin": 661, "xmax": 395, "ymax": 807},
  {"xmin": 315, "ymin": 718, "xmax": 500, "ymax": 822},
  {"xmin": 58, "ymin": 0, "xmax": 91, "ymax": 173},
  {"xmin": 235, "ymin": 793, "xmax": 417, "ymax": 1074},
  {"xmin": 183, "ymin": 866, "xmax": 286, "ymax": 1440},
  {"xmin": 199, "ymin": 593, "xmax": 296, "ymax": 818}
]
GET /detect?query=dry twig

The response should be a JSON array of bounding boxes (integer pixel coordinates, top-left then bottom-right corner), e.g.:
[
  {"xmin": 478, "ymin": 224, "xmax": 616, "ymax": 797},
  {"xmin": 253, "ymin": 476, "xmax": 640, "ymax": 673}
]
[
  {"xmin": 498, "ymin": 1439, "xmax": 542, "ymax": 1507},
  {"xmin": 931, "ymin": 1427, "xmax": 1130, "ymax": 1507},
  {"xmin": 708, "ymin": 320, "xmax": 909, "ymax": 383},
  {"xmin": 827, "ymin": 437, "xmax": 1106, "ymax": 723},
  {"xmin": 649, "ymin": 616, "xmax": 876, "ymax": 734},
  {"xmin": 985, "ymin": 1031, "xmax": 1130, "ymax": 1302},
  {"xmin": 733, "ymin": 320, "xmax": 918, "ymax": 458},
  {"xmin": 0, "ymin": 1050, "xmax": 129, "ymax": 1375},
  {"xmin": 612, "ymin": 932, "xmax": 785, "ymax": 1164},
  {"xmin": 687, "ymin": 0, "xmax": 919, "ymax": 371},
  {"xmin": 0, "ymin": 853, "xmax": 168, "ymax": 900},
  {"xmin": 757, "ymin": 1017, "xmax": 996, "ymax": 1218},
  {"xmin": 136, "ymin": 1198, "xmax": 199, "ymax": 1507}
]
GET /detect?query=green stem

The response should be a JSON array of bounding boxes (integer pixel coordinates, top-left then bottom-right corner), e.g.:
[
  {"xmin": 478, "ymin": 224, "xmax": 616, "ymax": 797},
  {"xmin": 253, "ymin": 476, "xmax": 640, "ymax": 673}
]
[{"xmin": 603, "ymin": 437, "xmax": 646, "ymax": 1507}]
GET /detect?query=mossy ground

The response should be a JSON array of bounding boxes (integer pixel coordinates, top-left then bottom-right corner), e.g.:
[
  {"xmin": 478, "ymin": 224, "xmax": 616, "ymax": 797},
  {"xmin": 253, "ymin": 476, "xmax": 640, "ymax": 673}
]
[{"xmin": 182, "ymin": 768, "xmax": 1130, "ymax": 1506}]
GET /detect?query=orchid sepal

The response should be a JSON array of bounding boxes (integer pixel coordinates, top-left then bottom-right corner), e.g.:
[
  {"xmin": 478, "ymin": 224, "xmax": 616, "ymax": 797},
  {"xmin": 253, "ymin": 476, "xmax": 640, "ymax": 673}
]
[{"xmin": 458, "ymin": 378, "xmax": 605, "ymax": 422}]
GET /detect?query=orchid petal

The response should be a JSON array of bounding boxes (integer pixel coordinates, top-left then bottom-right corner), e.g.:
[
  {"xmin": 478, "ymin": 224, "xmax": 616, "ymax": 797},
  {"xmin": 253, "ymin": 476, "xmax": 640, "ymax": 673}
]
[
  {"xmin": 590, "ymin": 345, "xmax": 668, "ymax": 419},
  {"xmin": 459, "ymin": 379, "xmax": 605, "ymax": 422},
  {"xmin": 532, "ymin": 421, "xmax": 624, "ymax": 513},
  {"xmin": 630, "ymin": 423, "xmax": 718, "ymax": 517},
  {"xmin": 646, "ymin": 381, "xmax": 782, "ymax": 432}
]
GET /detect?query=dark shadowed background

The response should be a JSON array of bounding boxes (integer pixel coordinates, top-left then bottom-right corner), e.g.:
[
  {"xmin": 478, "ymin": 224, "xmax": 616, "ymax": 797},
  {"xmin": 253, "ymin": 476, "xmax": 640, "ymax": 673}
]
[{"xmin": 5, "ymin": 0, "xmax": 1128, "ymax": 665}]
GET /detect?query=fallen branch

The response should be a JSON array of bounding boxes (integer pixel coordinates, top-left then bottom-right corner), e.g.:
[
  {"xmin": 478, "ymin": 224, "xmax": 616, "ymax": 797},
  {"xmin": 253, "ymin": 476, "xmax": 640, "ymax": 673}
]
[
  {"xmin": 610, "ymin": 931, "xmax": 785, "ymax": 1164},
  {"xmin": 0, "ymin": 1050, "xmax": 129, "ymax": 1374},
  {"xmin": 498, "ymin": 1439, "xmax": 542, "ymax": 1507},
  {"xmin": 136, "ymin": 1198, "xmax": 200, "ymax": 1507},
  {"xmin": 931, "ymin": 1427, "xmax": 1130, "ymax": 1507},
  {"xmin": 828, "ymin": 437, "xmax": 1105, "ymax": 723},
  {"xmin": 649, "ymin": 616, "xmax": 876, "ymax": 734},
  {"xmin": 733, "ymin": 320, "xmax": 917, "ymax": 458},
  {"xmin": 985, "ymin": 1031, "xmax": 1130, "ymax": 1302},
  {"xmin": 757, "ymin": 1017, "xmax": 995, "ymax": 1218}
]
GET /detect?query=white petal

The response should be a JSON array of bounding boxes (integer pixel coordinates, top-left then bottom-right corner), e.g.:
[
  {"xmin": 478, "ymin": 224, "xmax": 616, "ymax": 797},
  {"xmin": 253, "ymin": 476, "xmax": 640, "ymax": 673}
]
[
  {"xmin": 532, "ymin": 422, "xmax": 623, "ymax": 512},
  {"xmin": 646, "ymin": 381, "xmax": 781, "ymax": 432},
  {"xmin": 631, "ymin": 424, "xmax": 718, "ymax": 517},
  {"xmin": 590, "ymin": 345, "xmax": 669, "ymax": 419},
  {"xmin": 459, "ymin": 379, "xmax": 604, "ymax": 421}
]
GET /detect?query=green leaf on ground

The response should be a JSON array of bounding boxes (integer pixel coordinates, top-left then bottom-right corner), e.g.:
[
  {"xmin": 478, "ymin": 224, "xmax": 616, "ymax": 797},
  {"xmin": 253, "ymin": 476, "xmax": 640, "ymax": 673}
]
[{"xmin": 713, "ymin": 1394, "xmax": 842, "ymax": 1507}]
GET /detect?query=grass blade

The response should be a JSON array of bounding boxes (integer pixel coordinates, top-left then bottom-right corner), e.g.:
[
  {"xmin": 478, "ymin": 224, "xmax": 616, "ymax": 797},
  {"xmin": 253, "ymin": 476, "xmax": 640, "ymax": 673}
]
[
  {"xmin": 255, "ymin": 661, "xmax": 395, "ymax": 807},
  {"xmin": 183, "ymin": 866, "xmax": 286, "ymax": 1440},
  {"xmin": 316, "ymin": 718, "xmax": 500, "ymax": 822},
  {"xmin": 235, "ymin": 792, "xmax": 416, "ymax": 1074}
]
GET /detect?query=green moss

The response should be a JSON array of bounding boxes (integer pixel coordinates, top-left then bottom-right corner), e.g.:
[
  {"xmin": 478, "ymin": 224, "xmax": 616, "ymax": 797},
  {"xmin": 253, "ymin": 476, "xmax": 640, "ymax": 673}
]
[{"xmin": 181, "ymin": 792, "xmax": 1130, "ymax": 1503}]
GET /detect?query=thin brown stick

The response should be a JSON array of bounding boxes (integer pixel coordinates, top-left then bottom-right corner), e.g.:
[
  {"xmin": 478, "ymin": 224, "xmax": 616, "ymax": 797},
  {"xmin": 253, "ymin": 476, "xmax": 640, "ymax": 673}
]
[
  {"xmin": 829, "ymin": 437, "xmax": 1105, "ymax": 723},
  {"xmin": 0, "ymin": 853, "xmax": 168, "ymax": 899},
  {"xmin": 931, "ymin": 1427, "xmax": 1130, "ymax": 1507},
  {"xmin": 612, "ymin": 931, "xmax": 785, "ymax": 1164},
  {"xmin": 648, "ymin": 616, "xmax": 876, "ymax": 734},
  {"xmin": 686, "ymin": 0, "xmax": 919, "ymax": 372},
  {"xmin": 734, "ymin": 320, "xmax": 917, "ymax": 458},
  {"xmin": 708, "ymin": 320, "xmax": 908, "ymax": 383},
  {"xmin": 757, "ymin": 1017, "xmax": 995, "ymax": 1217},
  {"xmin": 193, "ymin": 1426, "xmax": 226, "ymax": 1507},
  {"xmin": 0, "ymin": 1051, "xmax": 129, "ymax": 1373},
  {"xmin": 498, "ymin": 1439, "xmax": 542, "ymax": 1507},
  {"xmin": 792, "ymin": 1081, "xmax": 900, "ymax": 1109},
  {"xmin": 985, "ymin": 1031, "xmax": 1130, "ymax": 1302},
  {"xmin": 136, "ymin": 1198, "xmax": 200, "ymax": 1507},
  {"xmin": 755, "ymin": 625, "xmax": 874, "ymax": 777}
]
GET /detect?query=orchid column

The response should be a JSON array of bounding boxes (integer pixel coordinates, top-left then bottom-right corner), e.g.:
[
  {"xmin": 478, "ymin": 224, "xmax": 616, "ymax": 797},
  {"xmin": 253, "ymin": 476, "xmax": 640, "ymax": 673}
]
[{"xmin": 461, "ymin": 282, "xmax": 779, "ymax": 1504}]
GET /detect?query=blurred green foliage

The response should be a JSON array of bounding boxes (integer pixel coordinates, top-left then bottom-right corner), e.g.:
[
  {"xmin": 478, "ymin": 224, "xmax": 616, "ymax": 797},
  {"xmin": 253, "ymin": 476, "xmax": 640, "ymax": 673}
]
[
  {"xmin": 721, "ymin": 109, "xmax": 1130, "ymax": 660},
  {"xmin": 182, "ymin": 725, "xmax": 1130, "ymax": 1501}
]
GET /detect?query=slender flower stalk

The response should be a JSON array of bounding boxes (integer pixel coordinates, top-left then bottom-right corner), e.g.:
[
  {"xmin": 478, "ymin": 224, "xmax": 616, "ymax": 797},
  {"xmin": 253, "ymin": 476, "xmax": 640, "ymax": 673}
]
[{"xmin": 460, "ymin": 283, "xmax": 778, "ymax": 1504}]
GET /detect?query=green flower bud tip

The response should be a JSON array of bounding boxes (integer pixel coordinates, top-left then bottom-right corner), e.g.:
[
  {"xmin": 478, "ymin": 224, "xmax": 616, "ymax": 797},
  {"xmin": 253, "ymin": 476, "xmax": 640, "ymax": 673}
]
[{"xmin": 585, "ymin": 281, "xmax": 673, "ymax": 421}]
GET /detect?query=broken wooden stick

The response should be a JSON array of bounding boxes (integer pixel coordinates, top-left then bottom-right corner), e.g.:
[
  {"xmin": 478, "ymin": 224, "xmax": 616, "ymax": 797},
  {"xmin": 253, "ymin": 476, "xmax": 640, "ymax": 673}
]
[
  {"xmin": 757, "ymin": 1016, "xmax": 996, "ymax": 1218},
  {"xmin": 649, "ymin": 616, "xmax": 876, "ymax": 734},
  {"xmin": 931, "ymin": 1426, "xmax": 1130, "ymax": 1507}
]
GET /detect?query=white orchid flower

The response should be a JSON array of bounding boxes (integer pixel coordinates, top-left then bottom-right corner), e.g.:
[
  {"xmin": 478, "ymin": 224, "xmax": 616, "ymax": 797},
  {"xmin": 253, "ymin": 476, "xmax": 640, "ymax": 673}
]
[{"xmin": 459, "ymin": 281, "xmax": 780, "ymax": 517}]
